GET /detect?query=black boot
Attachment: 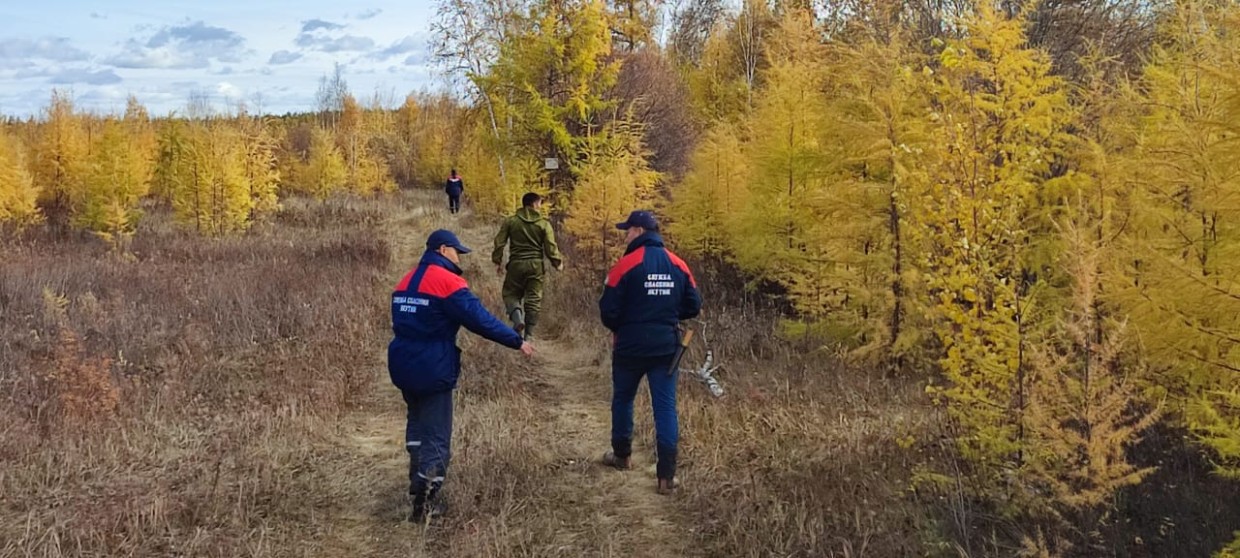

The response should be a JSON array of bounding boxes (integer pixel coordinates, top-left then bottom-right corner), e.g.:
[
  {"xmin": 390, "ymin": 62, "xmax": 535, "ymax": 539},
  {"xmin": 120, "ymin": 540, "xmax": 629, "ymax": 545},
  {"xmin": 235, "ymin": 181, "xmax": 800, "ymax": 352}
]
[
  {"xmin": 524, "ymin": 306, "xmax": 540, "ymax": 340},
  {"xmin": 656, "ymin": 444, "xmax": 677, "ymax": 493},
  {"xmin": 508, "ymin": 306, "xmax": 525, "ymax": 336},
  {"xmin": 602, "ymin": 451, "xmax": 630, "ymax": 470},
  {"xmin": 409, "ymin": 477, "xmax": 428, "ymax": 523},
  {"xmin": 410, "ymin": 478, "xmax": 447, "ymax": 523},
  {"xmin": 604, "ymin": 438, "xmax": 632, "ymax": 469},
  {"xmin": 425, "ymin": 481, "xmax": 446, "ymax": 519}
]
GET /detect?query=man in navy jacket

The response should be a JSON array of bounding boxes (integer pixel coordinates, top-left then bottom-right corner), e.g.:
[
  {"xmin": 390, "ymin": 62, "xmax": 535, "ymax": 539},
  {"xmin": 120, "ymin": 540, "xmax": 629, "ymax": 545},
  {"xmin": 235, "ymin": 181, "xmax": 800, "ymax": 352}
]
[
  {"xmin": 389, "ymin": 229, "xmax": 534, "ymax": 522},
  {"xmin": 598, "ymin": 210, "xmax": 702, "ymax": 494},
  {"xmin": 444, "ymin": 169, "xmax": 464, "ymax": 214}
]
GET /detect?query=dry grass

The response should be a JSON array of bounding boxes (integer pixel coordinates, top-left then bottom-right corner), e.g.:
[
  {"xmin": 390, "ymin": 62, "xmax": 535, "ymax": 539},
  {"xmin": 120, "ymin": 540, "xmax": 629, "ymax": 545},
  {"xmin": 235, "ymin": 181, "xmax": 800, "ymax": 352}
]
[
  {"xmin": 541, "ymin": 256, "xmax": 940, "ymax": 557},
  {"xmin": 14, "ymin": 190, "xmax": 1227, "ymax": 558},
  {"xmin": 0, "ymin": 194, "xmax": 393, "ymax": 556}
]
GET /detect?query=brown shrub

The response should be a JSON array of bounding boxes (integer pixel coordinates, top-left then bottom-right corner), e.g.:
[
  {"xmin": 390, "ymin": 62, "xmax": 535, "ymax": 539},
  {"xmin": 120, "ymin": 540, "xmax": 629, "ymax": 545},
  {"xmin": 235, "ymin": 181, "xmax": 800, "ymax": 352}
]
[{"xmin": 46, "ymin": 321, "xmax": 120, "ymax": 429}]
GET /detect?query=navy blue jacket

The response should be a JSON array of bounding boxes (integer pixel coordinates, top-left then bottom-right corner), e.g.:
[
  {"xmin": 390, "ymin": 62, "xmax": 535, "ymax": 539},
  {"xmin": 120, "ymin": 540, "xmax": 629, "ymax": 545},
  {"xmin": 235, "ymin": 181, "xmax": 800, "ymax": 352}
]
[
  {"xmin": 599, "ymin": 232, "xmax": 702, "ymax": 357},
  {"xmin": 444, "ymin": 177, "xmax": 464, "ymax": 196},
  {"xmin": 389, "ymin": 251, "xmax": 523, "ymax": 394}
]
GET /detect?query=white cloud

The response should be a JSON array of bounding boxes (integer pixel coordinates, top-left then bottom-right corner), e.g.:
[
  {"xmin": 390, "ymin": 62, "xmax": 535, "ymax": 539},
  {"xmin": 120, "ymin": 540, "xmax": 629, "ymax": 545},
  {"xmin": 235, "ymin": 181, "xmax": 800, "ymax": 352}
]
[
  {"xmin": 216, "ymin": 81, "xmax": 243, "ymax": 98},
  {"xmin": 1, "ymin": 1, "xmax": 445, "ymax": 117},
  {"xmin": 295, "ymin": 33, "xmax": 375, "ymax": 53},
  {"xmin": 294, "ymin": 18, "xmax": 378, "ymax": 53},
  {"xmin": 368, "ymin": 35, "xmax": 424, "ymax": 61},
  {"xmin": 106, "ymin": 21, "xmax": 249, "ymax": 69},
  {"xmin": 48, "ymin": 68, "xmax": 123, "ymax": 85},
  {"xmin": 268, "ymin": 50, "xmax": 303, "ymax": 65},
  {"xmin": 0, "ymin": 37, "xmax": 91, "ymax": 69},
  {"xmin": 13, "ymin": 68, "xmax": 51, "ymax": 79},
  {"xmin": 301, "ymin": 19, "xmax": 345, "ymax": 33}
]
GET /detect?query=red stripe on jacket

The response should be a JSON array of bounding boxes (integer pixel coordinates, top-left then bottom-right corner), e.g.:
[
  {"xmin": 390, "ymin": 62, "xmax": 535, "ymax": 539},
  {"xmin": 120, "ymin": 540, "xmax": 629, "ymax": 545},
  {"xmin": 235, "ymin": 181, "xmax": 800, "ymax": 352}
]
[
  {"xmin": 665, "ymin": 250, "xmax": 697, "ymax": 288},
  {"xmin": 395, "ymin": 270, "xmax": 415, "ymax": 291},
  {"xmin": 417, "ymin": 265, "xmax": 469, "ymax": 297},
  {"xmin": 394, "ymin": 264, "xmax": 468, "ymax": 297},
  {"xmin": 606, "ymin": 247, "xmax": 646, "ymax": 288}
]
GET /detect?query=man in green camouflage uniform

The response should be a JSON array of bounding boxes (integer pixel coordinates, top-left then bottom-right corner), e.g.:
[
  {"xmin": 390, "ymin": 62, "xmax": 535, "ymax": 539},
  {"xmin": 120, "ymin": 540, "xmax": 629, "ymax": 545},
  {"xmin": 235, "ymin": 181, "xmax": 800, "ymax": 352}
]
[{"xmin": 493, "ymin": 192, "xmax": 564, "ymax": 340}]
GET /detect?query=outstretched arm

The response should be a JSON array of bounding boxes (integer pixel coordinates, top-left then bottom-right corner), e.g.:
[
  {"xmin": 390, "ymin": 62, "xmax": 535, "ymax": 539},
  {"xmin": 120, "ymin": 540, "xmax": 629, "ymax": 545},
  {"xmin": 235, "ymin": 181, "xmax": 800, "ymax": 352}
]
[{"xmin": 443, "ymin": 288, "xmax": 524, "ymax": 349}]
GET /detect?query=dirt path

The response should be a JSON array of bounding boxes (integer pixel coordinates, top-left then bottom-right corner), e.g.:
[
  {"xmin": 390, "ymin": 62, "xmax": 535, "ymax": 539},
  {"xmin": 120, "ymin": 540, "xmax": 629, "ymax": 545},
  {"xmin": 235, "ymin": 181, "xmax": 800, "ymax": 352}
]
[
  {"xmin": 534, "ymin": 337, "xmax": 691, "ymax": 552},
  {"xmin": 313, "ymin": 193, "xmax": 695, "ymax": 557}
]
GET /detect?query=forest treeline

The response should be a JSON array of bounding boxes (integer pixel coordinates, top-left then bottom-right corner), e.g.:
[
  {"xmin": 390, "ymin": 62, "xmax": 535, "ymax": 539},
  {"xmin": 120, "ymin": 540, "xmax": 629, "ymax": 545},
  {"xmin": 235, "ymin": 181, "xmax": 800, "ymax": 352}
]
[
  {"xmin": 0, "ymin": 78, "xmax": 475, "ymax": 239},
  {"xmin": 2, "ymin": 0, "xmax": 1239, "ymax": 554}
]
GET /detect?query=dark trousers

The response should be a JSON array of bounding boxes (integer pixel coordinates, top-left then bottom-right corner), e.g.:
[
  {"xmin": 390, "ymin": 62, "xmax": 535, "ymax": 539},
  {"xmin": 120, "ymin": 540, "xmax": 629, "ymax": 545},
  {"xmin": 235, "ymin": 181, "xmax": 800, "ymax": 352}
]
[
  {"xmin": 401, "ymin": 389, "xmax": 454, "ymax": 493},
  {"xmin": 611, "ymin": 354, "xmax": 679, "ymax": 480},
  {"xmin": 447, "ymin": 194, "xmax": 461, "ymax": 214}
]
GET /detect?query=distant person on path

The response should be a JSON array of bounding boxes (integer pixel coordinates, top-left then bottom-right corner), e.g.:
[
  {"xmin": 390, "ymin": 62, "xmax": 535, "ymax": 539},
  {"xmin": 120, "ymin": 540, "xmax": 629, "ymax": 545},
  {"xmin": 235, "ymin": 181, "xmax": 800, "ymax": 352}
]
[
  {"xmin": 444, "ymin": 169, "xmax": 464, "ymax": 214},
  {"xmin": 389, "ymin": 229, "xmax": 534, "ymax": 522},
  {"xmin": 492, "ymin": 192, "xmax": 564, "ymax": 340},
  {"xmin": 598, "ymin": 210, "xmax": 701, "ymax": 494}
]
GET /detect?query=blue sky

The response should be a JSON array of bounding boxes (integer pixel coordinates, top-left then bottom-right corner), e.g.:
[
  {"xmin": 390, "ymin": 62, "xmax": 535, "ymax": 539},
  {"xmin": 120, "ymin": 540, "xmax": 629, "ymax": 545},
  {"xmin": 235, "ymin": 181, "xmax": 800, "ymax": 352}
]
[{"xmin": 0, "ymin": 1, "xmax": 441, "ymax": 117}]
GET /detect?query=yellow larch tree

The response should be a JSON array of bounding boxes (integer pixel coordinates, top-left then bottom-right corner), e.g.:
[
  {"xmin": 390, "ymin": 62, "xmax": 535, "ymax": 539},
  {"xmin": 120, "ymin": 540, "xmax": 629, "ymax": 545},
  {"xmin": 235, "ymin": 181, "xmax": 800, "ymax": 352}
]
[
  {"xmin": 685, "ymin": 0, "xmax": 774, "ymax": 122},
  {"xmin": 812, "ymin": 30, "xmax": 932, "ymax": 359},
  {"xmin": 295, "ymin": 126, "xmax": 348, "ymax": 199},
  {"xmin": 607, "ymin": 0, "xmax": 660, "ymax": 50},
  {"xmin": 410, "ymin": 95, "xmax": 458, "ymax": 188},
  {"xmin": 238, "ymin": 114, "xmax": 281, "ymax": 217},
  {"xmin": 666, "ymin": 123, "xmax": 750, "ymax": 259},
  {"xmin": 686, "ymin": 22, "xmax": 753, "ymax": 125},
  {"xmin": 77, "ymin": 118, "xmax": 153, "ymax": 244},
  {"xmin": 390, "ymin": 94, "xmax": 421, "ymax": 187},
  {"xmin": 30, "ymin": 91, "xmax": 88, "ymax": 222},
  {"xmin": 153, "ymin": 119, "xmax": 195, "ymax": 206},
  {"xmin": 336, "ymin": 94, "xmax": 394, "ymax": 195},
  {"xmin": 1024, "ymin": 217, "xmax": 1159, "ymax": 545},
  {"xmin": 190, "ymin": 124, "xmax": 251, "ymax": 235},
  {"xmin": 1111, "ymin": 0, "xmax": 1240, "ymax": 481},
  {"xmin": 565, "ymin": 117, "xmax": 660, "ymax": 270},
  {"xmin": 159, "ymin": 121, "xmax": 253, "ymax": 235},
  {"xmin": 457, "ymin": 120, "xmax": 531, "ymax": 216},
  {"xmin": 0, "ymin": 132, "xmax": 42, "ymax": 227},
  {"xmin": 123, "ymin": 95, "xmax": 157, "ymax": 187},
  {"xmin": 478, "ymin": 0, "xmax": 619, "ymax": 186},
  {"xmin": 917, "ymin": 3, "xmax": 1077, "ymax": 482},
  {"xmin": 731, "ymin": 9, "xmax": 836, "ymax": 321}
]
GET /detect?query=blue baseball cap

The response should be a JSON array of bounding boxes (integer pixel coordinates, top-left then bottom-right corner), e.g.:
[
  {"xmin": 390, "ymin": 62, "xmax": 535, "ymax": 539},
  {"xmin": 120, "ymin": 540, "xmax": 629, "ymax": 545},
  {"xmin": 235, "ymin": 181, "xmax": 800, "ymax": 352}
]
[
  {"xmin": 426, "ymin": 229, "xmax": 472, "ymax": 254},
  {"xmin": 615, "ymin": 210, "xmax": 659, "ymax": 231}
]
